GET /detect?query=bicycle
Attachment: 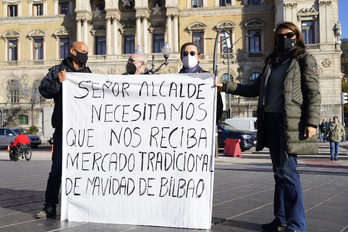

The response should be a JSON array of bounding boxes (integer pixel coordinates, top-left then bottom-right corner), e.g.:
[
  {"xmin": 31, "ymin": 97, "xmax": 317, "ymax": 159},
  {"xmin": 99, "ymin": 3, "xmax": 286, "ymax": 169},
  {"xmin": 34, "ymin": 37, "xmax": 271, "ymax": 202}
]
[{"xmin": 9, "ymin": 143, "xmax": 32, "ymax": 161}]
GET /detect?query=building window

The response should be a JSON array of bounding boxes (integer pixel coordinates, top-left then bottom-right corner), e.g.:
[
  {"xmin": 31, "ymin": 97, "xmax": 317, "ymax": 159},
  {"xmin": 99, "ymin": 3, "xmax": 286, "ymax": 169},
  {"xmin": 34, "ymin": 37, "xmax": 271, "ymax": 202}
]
[
  {"xmin": 59, "ymin": 2, "xmax": 69, "ymax": 14},
  {"xmin": 8, "ymin": 40, "xmax": 18, "ymax": 61},
  {"xmin": 8, "ymin": 5, "xmax": 18, "ymax": 17},
  {"xmin": 192, "ymin": 0, "xmax": 203, "ymax": 8},
  {"xmin": 18, "ymin": 115, "xmax": 28, "ymax": 125},
  {"xmin": 33, "ymin": 3, "xmax": 43, "ymax": 16},
  {"xmin": 220, "ymin": 73, "xmax": 233, "ymax": 83},
  {"xmin": 124, "ymin": 35, "xmax": 135, "ymax": 54},
  {"xmin": 60, "ymin": 38, "xmax": 69, "ymax": 59},
  {"xmin": 193, "ymin": 32, "xmax": 204, "ymax": 54},
  {"xmin": 249, "ymin": 29, "xmax": 261, "ymax": 52},
  {"xmin": 96, "ymin": 36, "xmax": 106, "ymax": 55},
  {"xmin": 8, "ymin": 79, "xmax": 19, "ymax": 103},
  {"xmin": 96, "ymin": 2, "xmax": 105, "ymax": 11},
  {"xmin": 220, "ymin": 0, "xmax": 231, "ymax": 6},
  {"xmin": 153, "ymin": 34, "xmax": 164, "ymax": 53},
  {"xmin": 302, "ymin": 21, "xmax": 314, "ymax": 44},
  {"xmin": 34, "ymin": 39, "xmax": 44, "ymax": 60},
  {"xmin": 249, "ymin": 72, "xmax": 259, "ymax": 82},
  {"xmin": 248, "ymin": 0, "xmax": 260, "ymax": 4},
  {"xmin": 219, "ymin": 31, "xmax": 232, "ymax": 53}
]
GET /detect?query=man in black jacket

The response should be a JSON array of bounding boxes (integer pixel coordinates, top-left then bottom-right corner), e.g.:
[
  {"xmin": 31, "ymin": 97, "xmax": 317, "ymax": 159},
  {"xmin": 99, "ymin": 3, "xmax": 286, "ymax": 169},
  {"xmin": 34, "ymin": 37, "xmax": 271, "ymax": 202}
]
[
  {"xmin": 179, "ymin": 42, "xmax": 223, "ymax": 124},
  {"xmin": 36, "ymin": 41, "xmax": 91, "ymax": 219}
]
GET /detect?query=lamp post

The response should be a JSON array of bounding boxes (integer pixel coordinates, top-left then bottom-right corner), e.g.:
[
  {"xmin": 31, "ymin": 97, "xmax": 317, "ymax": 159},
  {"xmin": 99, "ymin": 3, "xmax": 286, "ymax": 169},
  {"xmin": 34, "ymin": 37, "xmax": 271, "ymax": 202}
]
[
  {"xmin": 213, "ymin": 27, "xmax": 253, "ymax": 118},
  {"xmin": 149, "ymin": 43, "xmax": 171, "ymax": 74}
]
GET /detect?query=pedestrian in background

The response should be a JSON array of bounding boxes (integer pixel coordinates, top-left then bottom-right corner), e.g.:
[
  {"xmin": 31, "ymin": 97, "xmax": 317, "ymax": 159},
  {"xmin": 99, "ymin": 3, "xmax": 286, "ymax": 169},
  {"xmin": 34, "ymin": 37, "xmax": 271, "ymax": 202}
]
[
  {"xmin": 319, "ymin": 118, "xmax": 329, "ymax": 142},
  {"xmin": 36, "ymin": 41, "xmax": 91, "ymax": 219},
  {"xmin": 326, "ymin": 116, "xmax": 345, "ymax": 161},
  {"xmin": 216, "ymin": 22, "xmax": 321, "ymax": 232}
]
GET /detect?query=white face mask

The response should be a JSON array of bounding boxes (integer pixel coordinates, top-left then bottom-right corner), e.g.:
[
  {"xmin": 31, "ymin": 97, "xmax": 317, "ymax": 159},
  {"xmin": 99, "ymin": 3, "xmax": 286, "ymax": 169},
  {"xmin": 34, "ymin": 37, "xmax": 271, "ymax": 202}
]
[{"xmin": 182, "ymin": 54, "xmax": 198, "ymax": 69}]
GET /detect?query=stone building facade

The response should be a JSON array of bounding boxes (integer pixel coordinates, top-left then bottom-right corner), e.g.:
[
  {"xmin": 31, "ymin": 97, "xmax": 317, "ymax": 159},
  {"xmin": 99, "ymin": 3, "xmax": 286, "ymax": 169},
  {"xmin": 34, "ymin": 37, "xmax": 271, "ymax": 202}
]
[{"xmin": 0, "ymin": 0, "xmax": 342, "ymax": 140}]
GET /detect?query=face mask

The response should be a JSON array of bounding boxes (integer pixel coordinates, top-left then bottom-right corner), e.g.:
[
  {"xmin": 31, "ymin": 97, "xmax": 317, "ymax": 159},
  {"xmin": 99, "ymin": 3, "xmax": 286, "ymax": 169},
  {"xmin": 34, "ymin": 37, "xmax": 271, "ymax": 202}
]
[
  {"xmin": 277, "ymin": 38, "xmax": 296, "ymax": 53},
  {"xmin": 126, "ymin": 62, "xmax": 137, "ymax": 74},
  {"xmin": 72, "ymin": 50, "xmax": 88, "ymax": 66},
  {"xmin": 182, "ymin": 54, "xmax": 198, "ymax": 69}
]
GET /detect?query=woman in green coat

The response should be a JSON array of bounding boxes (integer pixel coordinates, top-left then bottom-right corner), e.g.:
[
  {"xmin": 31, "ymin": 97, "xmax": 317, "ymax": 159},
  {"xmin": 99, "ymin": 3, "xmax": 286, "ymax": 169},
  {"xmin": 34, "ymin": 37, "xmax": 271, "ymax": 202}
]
[
  {"xmin": 216, "ymin": 22, "xmax": 320, "ymax": 232},
  {"xmin": 327, "ymin": 116, "xmax": 345, "ymax": 161}
]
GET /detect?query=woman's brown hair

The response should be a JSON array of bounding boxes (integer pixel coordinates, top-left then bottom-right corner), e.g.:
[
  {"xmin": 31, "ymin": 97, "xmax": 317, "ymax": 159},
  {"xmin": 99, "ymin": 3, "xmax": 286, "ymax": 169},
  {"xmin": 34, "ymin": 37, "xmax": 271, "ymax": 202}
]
[{"xmin": 266, "ymin": 21, "xmax": 306, "ymax": 62}]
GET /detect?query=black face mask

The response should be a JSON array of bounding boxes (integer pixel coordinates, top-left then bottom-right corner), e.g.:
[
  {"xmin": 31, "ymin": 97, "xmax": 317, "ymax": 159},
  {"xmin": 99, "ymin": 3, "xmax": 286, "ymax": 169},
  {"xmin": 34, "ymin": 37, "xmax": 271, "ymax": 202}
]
[
  {"xmin": 126, "ymin": 62, "xmax": 137, "ymax": 74},
  {"xmin": 72, "ymin": 50, "xmax": 88, "ymax": 66},
  {"xmin": 277, "ymin": 38, "xmax": 296, "ymax": 53}
]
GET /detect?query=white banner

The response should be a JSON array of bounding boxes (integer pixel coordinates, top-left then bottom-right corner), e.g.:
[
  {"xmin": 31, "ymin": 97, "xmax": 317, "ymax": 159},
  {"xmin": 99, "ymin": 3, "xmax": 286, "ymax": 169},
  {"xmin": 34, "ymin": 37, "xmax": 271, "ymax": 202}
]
[{"xmin": 61, "ymin": 73, "xmax": 216, "ymax": 229}]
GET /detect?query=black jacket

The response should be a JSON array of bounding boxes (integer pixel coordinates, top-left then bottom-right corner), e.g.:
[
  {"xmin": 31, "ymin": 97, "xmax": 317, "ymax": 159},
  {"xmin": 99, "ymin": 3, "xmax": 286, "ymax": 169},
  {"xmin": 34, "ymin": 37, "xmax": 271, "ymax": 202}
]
[
  {"xmin": 179, "ymin": 66, "xmax": 223, "ymax": 124},
  {"xmin": 39, "ymin": 57, "xmax": 91, "ymax": 128}
]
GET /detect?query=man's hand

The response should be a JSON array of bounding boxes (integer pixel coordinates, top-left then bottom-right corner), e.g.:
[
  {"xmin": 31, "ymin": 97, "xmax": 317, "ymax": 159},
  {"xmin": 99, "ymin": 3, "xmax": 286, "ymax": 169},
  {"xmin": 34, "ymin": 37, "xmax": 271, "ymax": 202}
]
[
  {"xmin": 304, "ymin": 126, "xmax": 317, "ymax": 138},
  {"xmin": 58, "ymin": 69, "xmax": 67, "ymax": 83}
]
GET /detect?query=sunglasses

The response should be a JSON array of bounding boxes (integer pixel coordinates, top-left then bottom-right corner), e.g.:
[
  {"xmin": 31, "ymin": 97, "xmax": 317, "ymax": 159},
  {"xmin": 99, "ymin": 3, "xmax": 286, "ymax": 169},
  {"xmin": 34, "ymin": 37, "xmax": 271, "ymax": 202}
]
[
  {"xmin": 183, "ymin": 51, "xmax": 196, "ymax": 57},
  {"xmin": 276, "ymin": 32, "xmax": 296, "ymax": 40}
]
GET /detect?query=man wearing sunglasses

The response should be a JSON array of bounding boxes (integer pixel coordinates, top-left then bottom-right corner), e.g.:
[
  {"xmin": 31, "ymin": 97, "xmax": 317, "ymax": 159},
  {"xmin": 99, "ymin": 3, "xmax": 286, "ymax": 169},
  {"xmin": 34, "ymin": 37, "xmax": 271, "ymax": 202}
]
[
  {"xmin": 125, "ymin": 53, "xmax": 149, "ymax": 75},
  {"xmin": 179, "ymin": 42, "xmax": 223, "ymax": 152},
  {"xmin": 36, "ymin": 41, "xmax": 91, "ymax": 219}
]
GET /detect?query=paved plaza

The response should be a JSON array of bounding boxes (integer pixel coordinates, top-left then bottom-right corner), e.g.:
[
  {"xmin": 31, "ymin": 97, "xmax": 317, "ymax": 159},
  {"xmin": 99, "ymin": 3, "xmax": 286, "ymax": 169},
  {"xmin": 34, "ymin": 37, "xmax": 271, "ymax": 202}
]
[{"xmin": 0, "ymin": 142, "xmax": 347, "ymax": 232}]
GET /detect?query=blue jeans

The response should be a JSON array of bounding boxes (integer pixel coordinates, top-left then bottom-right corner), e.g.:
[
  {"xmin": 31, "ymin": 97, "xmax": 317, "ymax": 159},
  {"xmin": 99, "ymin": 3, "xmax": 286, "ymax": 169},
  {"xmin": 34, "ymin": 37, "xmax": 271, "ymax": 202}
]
[
  {"xmin": 265, "ymin": 113, "xmax": 307, "ymax": 232},
  {"xmin": 329, "ymin": 141, "xmax": 340, "ymax": 159}
]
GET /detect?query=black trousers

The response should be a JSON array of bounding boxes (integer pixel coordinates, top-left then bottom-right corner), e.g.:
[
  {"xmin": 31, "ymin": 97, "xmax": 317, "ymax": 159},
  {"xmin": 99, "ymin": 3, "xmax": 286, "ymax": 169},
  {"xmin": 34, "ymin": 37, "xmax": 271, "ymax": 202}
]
[{"xmin": 44, "ymin": 127, "xmax": 62, "ymax": 207}]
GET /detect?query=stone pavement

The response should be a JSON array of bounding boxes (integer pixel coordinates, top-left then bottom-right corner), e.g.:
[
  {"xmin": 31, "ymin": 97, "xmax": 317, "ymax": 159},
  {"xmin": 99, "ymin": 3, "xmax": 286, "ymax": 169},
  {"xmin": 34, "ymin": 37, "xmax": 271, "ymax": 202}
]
[{"xmin": 0, "ymin": 142, "xmax": 347, "ymax": 232}]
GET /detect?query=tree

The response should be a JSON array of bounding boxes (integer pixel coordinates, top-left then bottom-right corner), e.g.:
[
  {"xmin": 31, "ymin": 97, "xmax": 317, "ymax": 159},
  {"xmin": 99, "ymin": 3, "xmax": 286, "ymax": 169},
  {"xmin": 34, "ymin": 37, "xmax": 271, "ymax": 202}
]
[{"xmin": 12, "ymin": 77, "xmax": 41, "ymax": 126}]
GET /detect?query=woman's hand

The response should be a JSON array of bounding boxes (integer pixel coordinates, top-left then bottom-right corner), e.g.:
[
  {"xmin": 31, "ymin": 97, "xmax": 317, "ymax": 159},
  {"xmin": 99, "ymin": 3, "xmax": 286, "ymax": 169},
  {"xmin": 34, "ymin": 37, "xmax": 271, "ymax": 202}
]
[
  {"xmin": 304, "ymin": 126, "xmax": 317, "ymax": 138},
  {"xmin": 214, "ymin": 79, "xmax": 223, "ymax": 91}
]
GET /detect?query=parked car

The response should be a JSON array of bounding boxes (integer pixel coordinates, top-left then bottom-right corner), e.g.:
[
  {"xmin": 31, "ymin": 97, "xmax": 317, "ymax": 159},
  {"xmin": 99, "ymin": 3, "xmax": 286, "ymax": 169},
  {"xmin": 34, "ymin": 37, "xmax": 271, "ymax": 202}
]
[
  {"xmin": 13, "ymin": 128, "xmax": 41, "ymax": 148},
  {"xmin": 0, "ymin": 128, "xmax": 17, "ymax": 147},
  {"xmin": 217, "ymin": 122, "xmax": 257, "ymax": 151},
  {"xmin": 225, "ymin": 117, "xmax": 257, "ymax": 132}
]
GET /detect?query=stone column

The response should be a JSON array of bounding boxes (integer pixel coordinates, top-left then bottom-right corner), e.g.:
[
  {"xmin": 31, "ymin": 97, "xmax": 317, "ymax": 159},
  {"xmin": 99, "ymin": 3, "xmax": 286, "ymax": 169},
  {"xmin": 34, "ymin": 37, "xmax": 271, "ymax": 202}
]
[
  {"xmin": 319, "ymin": 2, "xmax": 327, "ymax": 43},
  {"xmin": 167, "ymin": 15, "xmax": 172, "ymax": 49},
  {"xmin": 4, "ymin": 38, "xmax": 8, "ymax": 61},
  {"xmin": 3, "ymin": 3, "xmax": 7, "ymax": 16},
  {"xmin": 143, "ymin": 17, "xmax": 148, "ymax": 54},
  {"xmin": 76, "ymin": 19, "xmax": 82, "ymax": 42},
  {"xmin": 113, "ymin": 19, "xmax": 118, "ymax": 55},
  {"xmin": 83, "ymin": 19, "xmax": 88, "ymax": 45},
  {"xmin": 136, "ymin": 16, "xmax": 141, "ymax": 48},
  {"xmin": 106, "ymin": 17, "xmax": 112, "ymax": 55},
  {"xmin": 173, "ymin": 15, "xmax": 178, "ymax": 53},
  {"xmin": 53, "ymin": 0, "xmax": 59, "ymax": 15}
]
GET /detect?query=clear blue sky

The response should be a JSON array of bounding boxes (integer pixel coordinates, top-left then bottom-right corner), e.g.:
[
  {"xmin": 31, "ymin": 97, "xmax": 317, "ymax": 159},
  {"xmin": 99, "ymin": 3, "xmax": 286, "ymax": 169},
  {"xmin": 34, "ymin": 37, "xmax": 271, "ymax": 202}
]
[{"xmin": 339, "ymin": 0, "xmax": 348, "ymax": 39}]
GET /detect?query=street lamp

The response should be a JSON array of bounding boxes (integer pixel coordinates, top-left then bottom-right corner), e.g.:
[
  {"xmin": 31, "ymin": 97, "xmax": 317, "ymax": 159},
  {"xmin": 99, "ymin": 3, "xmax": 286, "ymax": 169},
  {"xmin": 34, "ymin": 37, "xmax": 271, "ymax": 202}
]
[
  {"xmin": 135, "ymin": 45, "xmax": 143, "ymax": 54},
  {"xmin": 213, "ymin": 27, "xmax": 253, "ymax": 118},
  {"xmin": 149, "ymin": 43, "xmax": 171, "ymax": 74}
]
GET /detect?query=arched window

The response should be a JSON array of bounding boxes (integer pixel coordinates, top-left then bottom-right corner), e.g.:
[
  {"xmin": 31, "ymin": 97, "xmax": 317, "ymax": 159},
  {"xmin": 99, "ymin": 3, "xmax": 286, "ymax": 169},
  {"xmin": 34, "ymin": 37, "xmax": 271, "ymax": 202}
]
[
  {"xmin": 249, "ymin": 72, "xmax": 259, "ymax": 81},
  {"xmin": 220, "ymin": 73, "xmax": 233, "ymax": 83},
  {"xmin": 7, "ymin": 79, "xmax": 20, "ymax": 103}
]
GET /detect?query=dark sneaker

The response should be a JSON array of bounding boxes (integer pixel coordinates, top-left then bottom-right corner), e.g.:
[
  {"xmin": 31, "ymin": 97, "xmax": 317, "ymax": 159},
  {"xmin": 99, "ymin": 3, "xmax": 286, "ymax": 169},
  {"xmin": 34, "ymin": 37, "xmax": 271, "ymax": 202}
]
[
  {"xmin": 35, "ymin": 204, "xmax": 56, "ymax": 219},
  {"xmin": 261, "ymin": 218, "xmax": 286, "ymax": 231}
]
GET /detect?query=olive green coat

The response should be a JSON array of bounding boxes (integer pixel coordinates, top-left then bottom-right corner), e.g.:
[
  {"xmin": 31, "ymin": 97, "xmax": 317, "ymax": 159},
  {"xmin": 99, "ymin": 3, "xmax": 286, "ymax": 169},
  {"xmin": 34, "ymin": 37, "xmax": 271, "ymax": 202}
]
[
  {"xmin": 327, "ymin": 123, "xmax": 345, "ymax": 142},
  {"xmin": 223, "ymin": 51, "xmax": 321, "ymax": 155}
]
